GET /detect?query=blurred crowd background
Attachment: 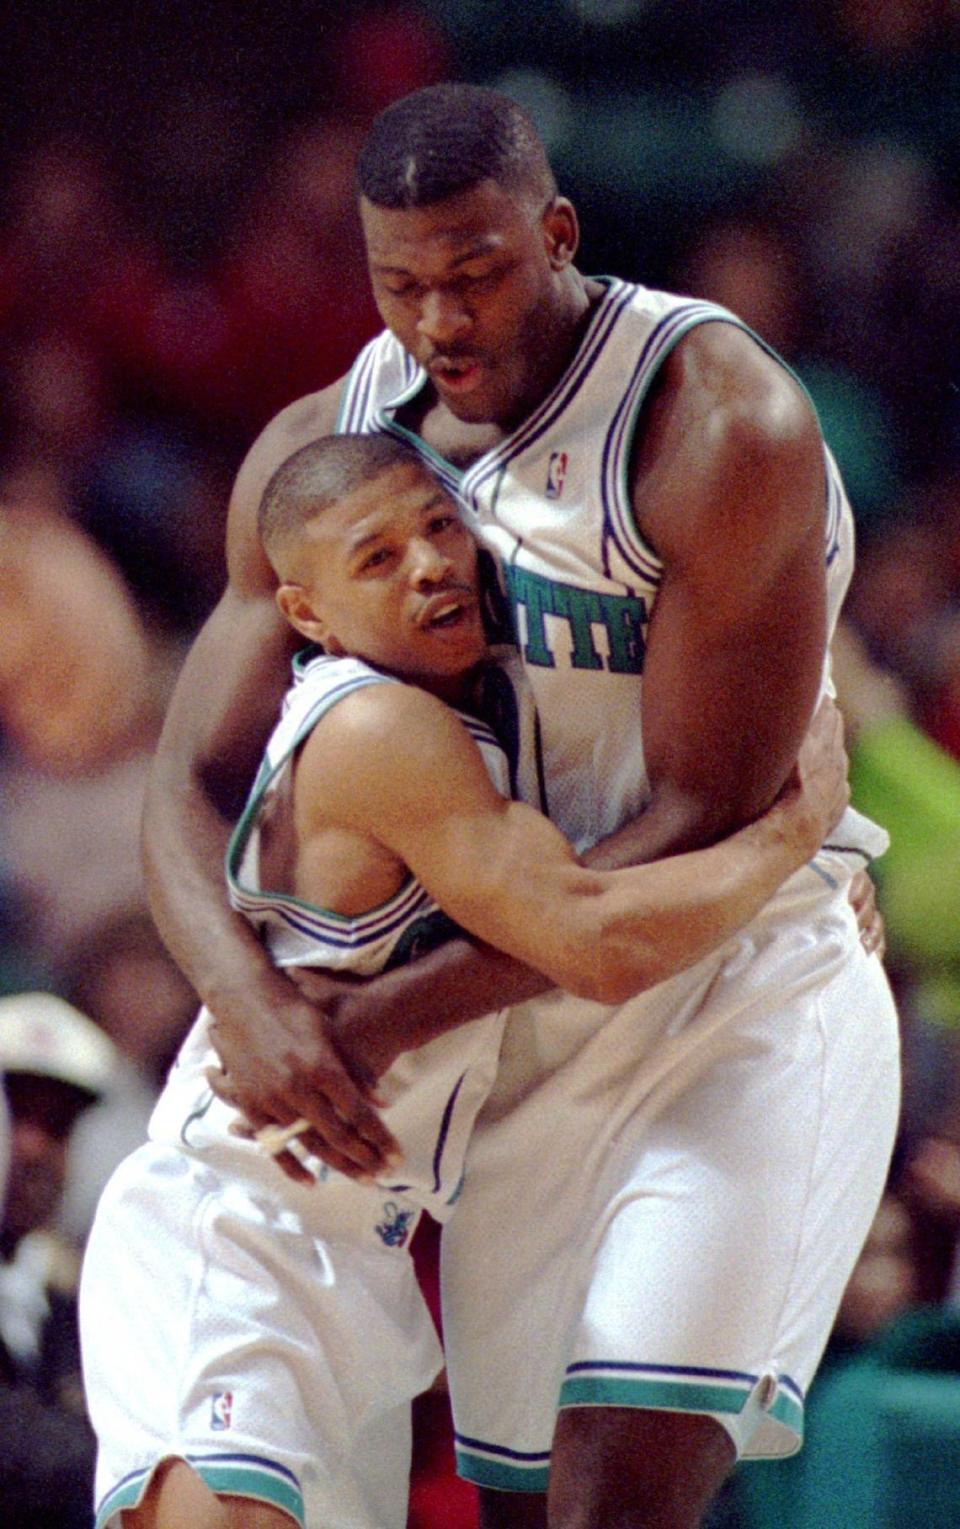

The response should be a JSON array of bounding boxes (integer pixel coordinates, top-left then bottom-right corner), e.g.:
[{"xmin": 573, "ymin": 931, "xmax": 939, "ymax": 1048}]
[{"xmin": 2, "ymin": 1, "xmax": 960, "ymax": 1524}]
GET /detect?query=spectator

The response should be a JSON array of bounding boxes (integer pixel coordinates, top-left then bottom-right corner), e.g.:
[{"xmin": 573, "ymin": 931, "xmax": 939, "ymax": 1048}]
[
  {"xmin": 0, "ymin": 990, "xmax": 117, "ymax": 1528},
  {"xmin": 58, "ymin": 910, "xmax": 198, "ymax": 1244},
  {"xmin": 0, "ymin": 491, "xmax": 178, "ymax": 976}
]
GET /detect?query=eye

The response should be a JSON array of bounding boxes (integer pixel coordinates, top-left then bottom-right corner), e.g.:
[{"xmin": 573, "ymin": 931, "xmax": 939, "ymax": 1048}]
[
  {"xmin": 427, "ymin": 512, "xmax": 464, "ymax": 540},
  {"xmin": 457, "ymin": 267, "xmax": 495, "ymax": 287},
  {"xmin": 453, "ymin": 258, "xmax": 509, "ymax": 291},
  {"xmin": 357, "ymin": 546, "xmax": 394, "ymax": 573},
  {"xmin": 380, "ymin": 277, "xmax": 423, "ymax": 301}
]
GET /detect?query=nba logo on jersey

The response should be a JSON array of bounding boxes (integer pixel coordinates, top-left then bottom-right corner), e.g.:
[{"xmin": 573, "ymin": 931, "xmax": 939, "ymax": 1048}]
[
  {"xmin": 546, "ymin": 451, "xmax": 568, "ymax": 499},
  {"xmin": 211, "ymin": 1391, "xmax": 233, "ymax": 1430}
]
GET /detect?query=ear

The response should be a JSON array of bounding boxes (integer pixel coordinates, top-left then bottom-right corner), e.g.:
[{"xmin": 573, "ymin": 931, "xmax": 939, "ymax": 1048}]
[
  {"xmin": 275, "ymin": 583, "xmax": 345, "ymax": 652},
  {"xmin": 543, "ymin": 196, "xmax": 579, "ymax": 272}
]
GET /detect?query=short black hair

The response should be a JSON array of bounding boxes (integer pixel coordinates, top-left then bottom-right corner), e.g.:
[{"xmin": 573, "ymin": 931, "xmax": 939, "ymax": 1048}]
[
  {"xmin": 259, "ymin": 432, "xmax": 432, "ymax": 574},
  {"xmin": 356, "ymin": 83, "xmax": 555, "ymax": 210}
]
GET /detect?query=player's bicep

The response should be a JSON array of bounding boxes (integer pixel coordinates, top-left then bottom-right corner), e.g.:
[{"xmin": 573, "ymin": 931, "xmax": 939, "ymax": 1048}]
[
  {"xmin": 298, "ymin": 686, "xmax": 582, "ymax": 954},
  {"xmin": 636, "ymin": 340, "xmax": 828, "ymax": 831}
]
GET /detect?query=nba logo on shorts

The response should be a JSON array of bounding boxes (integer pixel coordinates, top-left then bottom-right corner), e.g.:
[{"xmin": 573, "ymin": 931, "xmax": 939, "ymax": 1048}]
[
  {"xmin": 546, "ymin": 451, "xmax": 568, "ymax": 499},
  {"xmin": 211, "ymin": 1391, "xmax": 233, "ymax": 1430},
  {"xmin": 375, "ymin": 1201, "xmax": 416, "ymax": 1247}
]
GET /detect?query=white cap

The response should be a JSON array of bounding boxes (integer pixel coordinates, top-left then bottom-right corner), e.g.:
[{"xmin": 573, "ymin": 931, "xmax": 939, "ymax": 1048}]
[{"xmin": 0, "ymin": 992, "xmax": 117, "ymax": 1101}]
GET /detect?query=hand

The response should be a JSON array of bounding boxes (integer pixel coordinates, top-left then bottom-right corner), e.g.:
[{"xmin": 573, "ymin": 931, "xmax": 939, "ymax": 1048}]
[
  {"xmin": 204, "ymin": 965, "xmax": 400, "ymax": 1185},
  {"xmin": 290, "ymin": 965, "xmax": 414, "ymax": 1085},
  {"xmin": 774, "ymin": 696, "xmax": 850, "ymax": 855},
  {"xmin": 847, "ymin": 868, "xmax": 886, "ymax": 959}
]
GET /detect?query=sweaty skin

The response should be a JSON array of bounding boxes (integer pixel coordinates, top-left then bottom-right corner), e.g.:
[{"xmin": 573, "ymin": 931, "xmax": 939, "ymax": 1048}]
[{"xmin": 143, "ymin": 182, "xmax": 858, "ymax": 1181}]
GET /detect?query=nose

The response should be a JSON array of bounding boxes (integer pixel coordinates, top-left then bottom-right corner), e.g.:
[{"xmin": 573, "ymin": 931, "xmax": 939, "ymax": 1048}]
[
  {"xmin": 417, "ymin": 287, "xmax": 470, "ymax": 348},
  {"xmin": 407, "ymin": 535, "xmax": 452, "ymax": 588}
]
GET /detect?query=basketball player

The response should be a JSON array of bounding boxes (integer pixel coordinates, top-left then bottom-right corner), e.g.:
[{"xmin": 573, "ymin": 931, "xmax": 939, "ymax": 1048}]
[
  {"xmin": 81, "ymin": 432, "xmax": 847, "ymax": 1529},
  {"xmin": 140, "ymin": 86, "xmax": 900, "ymax": 1527}
]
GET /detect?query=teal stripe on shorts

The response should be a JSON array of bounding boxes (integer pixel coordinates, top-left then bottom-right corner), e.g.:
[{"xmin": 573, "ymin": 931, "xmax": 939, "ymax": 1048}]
[
  {"xmin": 454, "ymin": 1367, "xmax": 806, "ymax": 1495},
  {"xmin": 455, "ymin": 1443, "xmax": 551, "ymax": 1494},
  {"xmin": 95, "ymin": 1456, "xmax": 305, "ymax": 1529},
  {"xmin": 560, "ymin": 1372, "xmax": 753, "ymax": 1414},
  {"xmin": 559, "ymin": 1364, "xmax": 805, "ymax": 1445}
]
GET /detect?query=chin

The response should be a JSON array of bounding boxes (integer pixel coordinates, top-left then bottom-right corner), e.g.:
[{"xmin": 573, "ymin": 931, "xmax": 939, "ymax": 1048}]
[
  {"xmin": 444, "ymin": 376, "xmax": 519, "ymax": 428},
  {"xmin": 443, "ymin": 391, "xmax": 495, "ymax": 425}
]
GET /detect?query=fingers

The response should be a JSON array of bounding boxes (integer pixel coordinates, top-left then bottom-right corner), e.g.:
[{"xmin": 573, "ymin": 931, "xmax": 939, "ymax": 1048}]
[
  {"xmin": 862, "ymin": 916, "xmax": 886, "ymax": 961},
  {"xmin": 207, "ymin": 1065, "xmax": 401, "ymax": 1183},
  {"xmin": 284, "ymin": 1102, "xmax": 402, "ymax": 1180},
  {"xmin": 848, "ymin": 870, "xmax": 887, "ymax": 960},
  {"xmin": 245, "ymin": 1109, "xmax": 363, "ymax": 1174},
  {"xmin": 206, "ymin": 1059, "xmax": 397, "ymax": 1163},
  {"xmin": 226, "ymin": 1103, "xmax": 319, "ymax": 1187},
  {"xmin": 321, "ymin": 1070, "xmax": 399, "ymax": 1160}
]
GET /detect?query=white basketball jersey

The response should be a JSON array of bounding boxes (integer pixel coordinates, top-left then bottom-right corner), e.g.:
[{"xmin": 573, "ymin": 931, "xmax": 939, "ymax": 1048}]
[
  {"xmin": 336, "ymin": 278, "xmax": 885, "ymax": 862},
  {"xmin": 151, "ymin": 652, "xmax": 511, "ymax": 1217},
  {"xmin": 226, "ymin": 649, "xmax": 511, "ymax": 972}
]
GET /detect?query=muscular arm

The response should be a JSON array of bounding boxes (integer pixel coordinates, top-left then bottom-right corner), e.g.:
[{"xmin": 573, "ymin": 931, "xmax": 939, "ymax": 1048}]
[
  {"xmin": 142, "ymin": 385, "xmax": 404, "ymax": 1177},
  {"xmin": 297, "ymin": 684, "xmax": 846, "ymax": 1007},
  {"xmin": 595, "ymin": 323, "xmax": 828, "ymax": 868},
  {"xmin": 320, "ymin": 327, "xmax": 834, "ymax": 1067},
  {"xmin": 166, "ymin": 330, "xmax": 844, "ymax": 1170}
]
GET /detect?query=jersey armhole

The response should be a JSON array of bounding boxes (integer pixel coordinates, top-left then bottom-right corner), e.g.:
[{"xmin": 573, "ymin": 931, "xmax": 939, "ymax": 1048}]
[{"xmin": 604, "ymin": 305, "xmax": 825, "ymax": 578}]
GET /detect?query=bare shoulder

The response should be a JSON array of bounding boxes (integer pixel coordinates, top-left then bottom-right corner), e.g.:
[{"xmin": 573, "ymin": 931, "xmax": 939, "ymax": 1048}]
[
  {"xmin": 225, "ymin": 380, "xmax": 346, "ymax": 596},
  {"xmin": 634, "ymin": 320, "xmax": 825, "ymax": 559},
  {"xmin": 303, "ymin": 680, "xmax": 475, "ymax": 781},
  {"xmin": 295, "ymin": 680, "xmax": 490, "ymax": 826},
  {"xmin": 666, "ymin": 321, "xmax": 815, "ymax": 443}
]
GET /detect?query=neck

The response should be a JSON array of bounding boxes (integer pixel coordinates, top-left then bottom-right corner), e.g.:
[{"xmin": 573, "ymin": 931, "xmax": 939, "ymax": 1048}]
[
  {"xmin": 418, "ymin": 664, "xmax": 482, "ymax": 709},
  {"xmin": 552, "ymin": 268, "xmax": 600, "ymax": 359},
  {"xmin": 500, "ymin": 268, "xmax": 600, "ymax": 431}
]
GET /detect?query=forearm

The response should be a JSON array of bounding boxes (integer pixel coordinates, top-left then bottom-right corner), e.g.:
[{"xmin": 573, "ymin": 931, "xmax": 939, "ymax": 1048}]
[
  {"xmin": 142, "ymin": 751, "xmax": 280, "ymax": 1015},
  {"xmin": 586, "ymin": 798, "xmax": 812, "ymax": 1001},
  {"xmin": 581, "ymin": 786, "xmax": 720, "ymax": 874},
  {"xmin": 331, "ymin": 807, "xmax": 806, "ymax": 1071},
  {"xmin": 333, "ymin": 801, "xmax": 795, "ymax": 1053},
  {"xmin": 327, "ymin": 933, "xmax": 552, "ymax": 1074},
  {"xmin": 331, "ymin": 771, "xmax": 810, "ymax": 1059},
  {"xmin": 140, "ymin": 586, "xmax": 297, "ymax": 1018}
]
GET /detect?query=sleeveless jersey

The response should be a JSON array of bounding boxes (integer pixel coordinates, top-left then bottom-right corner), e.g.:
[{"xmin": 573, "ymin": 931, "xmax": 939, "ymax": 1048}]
[
  {"xmin": 336, "ymin": 278, "xmax": 887, "ymax": 864},
  {"xmin": 226, "ymin": 649, "xmax": 510, "ymax": 973},
  {"xmin": 152, "ymin": 651, "xmax": 510, "ymax": 1218}
]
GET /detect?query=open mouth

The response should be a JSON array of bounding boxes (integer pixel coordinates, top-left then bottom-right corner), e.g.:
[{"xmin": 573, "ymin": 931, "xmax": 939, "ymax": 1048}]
[
  {"xmin": 417, "ymin": 593, "xmax": 475, "ymax": 630},
  {"xmin": 431, "ymin": 356, "xmax": 483, "ymax": 392}
]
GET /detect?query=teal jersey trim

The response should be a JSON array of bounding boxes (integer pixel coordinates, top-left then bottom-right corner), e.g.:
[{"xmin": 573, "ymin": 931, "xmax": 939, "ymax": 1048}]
[
  {"xmin": 96, "ymin": 1473, "xmax": 146, "ymax": 1529},
  {"xmin": 194, "ymin": 1462, "xmax": 304, "ymax": 1522}
]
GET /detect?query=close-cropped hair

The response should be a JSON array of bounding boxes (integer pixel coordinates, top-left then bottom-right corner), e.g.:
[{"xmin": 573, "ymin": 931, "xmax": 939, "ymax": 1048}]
[
  {"xmin": 259, "ymin": 433, "xmax": 428, "ymax": 570},
  {"xmin": 356, "ymin": 82, "xmax": 556, "ymax": 210}
]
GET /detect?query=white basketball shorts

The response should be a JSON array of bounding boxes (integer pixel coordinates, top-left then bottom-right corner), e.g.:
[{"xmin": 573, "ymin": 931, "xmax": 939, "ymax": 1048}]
[
  {"xmin": 80, "ymin": 1130, "xmax": 443, "ymax": 1529},
  {"xmin": 441, "ymin": 859, "xmax": 901, "ymax": 1491}
]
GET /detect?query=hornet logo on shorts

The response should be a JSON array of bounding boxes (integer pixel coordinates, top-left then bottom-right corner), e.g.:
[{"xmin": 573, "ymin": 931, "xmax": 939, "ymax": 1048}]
[
  {"xmin": 211, "ymin": 1391, "xmax": 234, "ymax": 1430},
  {"xmin": 546, "ymin": 450, "xmax": 569, "ymax": 499},
  {"xmin": 375, "ymin": 1201, "xmax": 416, "ymax": 1247}
]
